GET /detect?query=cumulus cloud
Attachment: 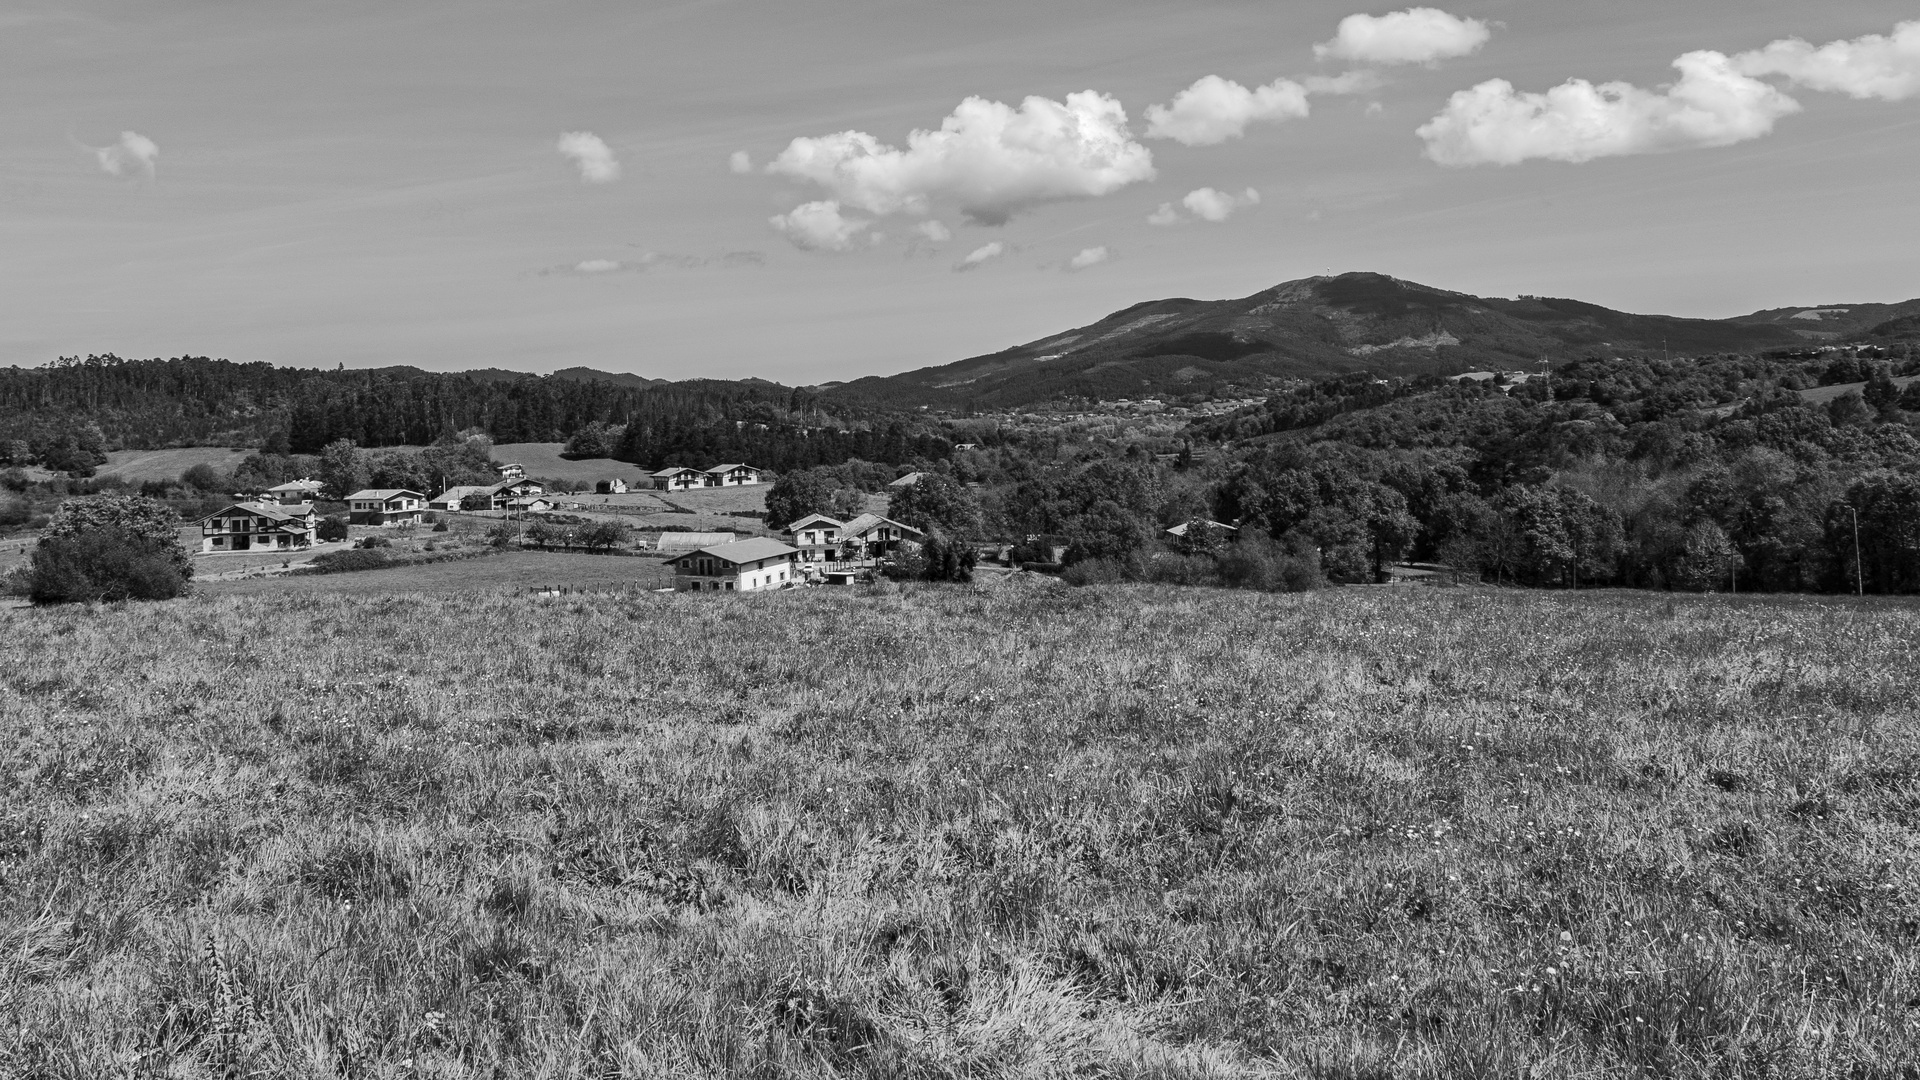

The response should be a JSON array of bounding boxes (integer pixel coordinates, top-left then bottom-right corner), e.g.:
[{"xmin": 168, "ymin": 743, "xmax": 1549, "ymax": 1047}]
[
  {"xmin": 1147, "ymin": 202, "xmax": 1183, "ymax": 226},
  {"xmin": 1418, "ymin": 50, "xmax": 1801, "ymax": 165},
  {"xmin": 955, "ymin": 241, "xmax": 1006, "ymax": 271},
  {"xmin": 1315, "ymin": 7, "xmax": 1492, "ymax": 65},
  {"xmin": 1145, "ymin": 76, "xmax": 1310, "ymax": 145},
  {"xmin": 1185, "ymin": 186, "xmax": 1261, "ymax": 222},
  {"xmin": 557, "ymin": 131, "xmax": 620, "ymax": 183},
  {"xmin": 769, "ymin": 200, "xmax": 871, "ymax": 251},
  {"xmin": 1065, "ymin": 246, "xmax": 1110, "ymax": 271},
  {"xmin": 95, "ymin": 131, "xmax": 158, "ymax": 178},
  {"xmin": 729, "ymin": 150, "xmax": 753, "ymax": 174},
  {"xmin": 768, "ymin": 91, "xmax": 1154, "ymax": 225},
  {"xmin": 915, "ymin": 220, "xmax": 953, "ymax": 243},
  {"xmin": 1731, "ymin": 20, "xmax": 1920, "ymax": 101}
]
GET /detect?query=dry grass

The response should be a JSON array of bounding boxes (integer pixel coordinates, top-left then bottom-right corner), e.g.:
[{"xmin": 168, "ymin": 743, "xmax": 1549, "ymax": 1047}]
[{"xmin": 1, "ymin": 585, "xmax": 1915, "ymax": 1077}]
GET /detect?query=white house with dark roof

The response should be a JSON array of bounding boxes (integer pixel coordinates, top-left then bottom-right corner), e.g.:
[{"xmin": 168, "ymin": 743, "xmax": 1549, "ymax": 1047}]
[
  {"xmin": 839, "ymin": 513, "xmax": 924, "ymax": 558},
  {"xmin": 262, "ymin": 478, "xmax": 325, "ymax": 505},
  {"xmin": 703, "ymin": 463, "xmax": 764, "ymax": 487},
  {"xmin": 783, "ymin": 513, "xmax": 844, "ymax": 563},
  {"xmin": 345, "ymin": 489, "xmax": 426, "ymax": 526},
  {"xmin": 197, "ymin": 502, "xmax": 319, "ymax": 553},
  {"xmin": 673, "ymin": 537, "xmax": 799, "ymax": 592},
  {"xmin": 651, "ymin": 466, "xmax": 705, "ymax": 491}
]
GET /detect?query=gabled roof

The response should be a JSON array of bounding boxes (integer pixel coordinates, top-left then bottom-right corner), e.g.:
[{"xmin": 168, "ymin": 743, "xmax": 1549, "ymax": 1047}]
[
  {"xmin": 655, "ymin": 531, "xmax": 737, "ymax": 551},
  {"xmin": 344, "ymin": 489, "xmax": 426, "ymax": 501},
  {"xmin": 265, "ymin": 478, "xmax": 324, "ymax": 493},
  {"xmin": 841, "ymin": 513, "xmax": 923, "ymax": 538},
  {"xmin": 196, "ymin": 501, "xmax": 315, "ymax": 525},
  {"xmin": 888, "ymin": 472, "xmax": 925, "ymax": 488},
  {"xmin": 431, "ymin": 484, "xmax": 497, "ymax": 502},
  {"xmin": 687, "ymin": 537, "xmax": 798, "ymax": 565},
  {"xmin": 651, "ymin": 465, "xmax": 702, "ymax": 478},
  {"xmin": 1165, "ymin": 520, "xmax": 1238, "ymax": 537},
  {"xmin": 704, "ymin": 462, "xmax": 757, "ymax": 474},
  {"xmin": 784, "ymin": 513, "xmax": 844, "ymax": 533}
]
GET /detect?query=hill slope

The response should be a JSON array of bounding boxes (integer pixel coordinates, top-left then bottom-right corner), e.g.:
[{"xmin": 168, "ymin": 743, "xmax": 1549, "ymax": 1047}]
[{"xmin": 825, "ymin": 273, "xmax": 1901, "ymax": 409}]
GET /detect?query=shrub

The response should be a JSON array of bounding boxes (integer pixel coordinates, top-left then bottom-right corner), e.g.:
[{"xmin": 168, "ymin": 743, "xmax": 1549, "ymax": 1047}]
[
  {"xmin": 30, "ymin": 529, "xmax": 192, "ymax": 603},
  {"xmin": 1062, "ymin": 558, "xmax": 1131, "ymax": 586},
  {"xmin": 432, "ymin": 520, "xmax": 449, "ymax": 533},
  {"xmin": 1217, "ymin": 534, "xmax": 1324, "ymax": 592},
  {"xmin": 317, "ymin": 514, "xmax": 350, "ymax": 542},
  {"xmin": 357, "ymin": 535, "xmax": 391, "ymax": 549},
  {"xmin": 307, "ymin": 548, "xmax": 394, "ymax": 574},
  {"xmin": 28, "ymin": 494, "xmax": 192, "ymax": 604}
]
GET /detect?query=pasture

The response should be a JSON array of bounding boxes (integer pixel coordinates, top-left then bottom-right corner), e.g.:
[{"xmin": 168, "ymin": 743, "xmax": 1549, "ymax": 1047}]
[
  {"xmin": 490, "ymin": 443, "xmax": 656, "ymax": 486},
  {"xmin": 1, "ymin": 586, "xmax": 1914, "ymax": 1077}
]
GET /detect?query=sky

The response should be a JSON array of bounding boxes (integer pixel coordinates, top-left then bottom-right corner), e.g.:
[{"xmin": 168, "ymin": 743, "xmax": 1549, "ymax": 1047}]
[{"xmin": 2, "ymin": 1, "xmax": 1917, "ymax": 384}]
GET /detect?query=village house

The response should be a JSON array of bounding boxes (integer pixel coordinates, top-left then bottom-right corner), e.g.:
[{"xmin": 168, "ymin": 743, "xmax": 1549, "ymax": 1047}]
[
  {"xmin": 1165, "ymin": 520, "xmax": 1239, "ymax": 542},
  {"xmin": 839, "ymin": 513, "xmax": 925, "ymax": 558},
  {"xmin": 651, "ymin": 466, "xmax": 705, "ymax": 491},
  {"xmin": 496, "ymin": 462, "xmax": 526, "ymax": 481},
  {"xmin": 428, "ymin": 484, "xmax": 497, "ymax": 512},
  {"xmin": 702, "ymin": 463, "xmax": 764, "ymax": 487},
  {"xmin": 673, "ymin": 537, "xmax": 799, "ymax": 592},
  {"xmin": 783, "ymin": 513, "xmax": 843, "ymax": 563},
  {"xmin": 345, "ymin": 489, "xmax": 427, "ymax": 526},
  {"xmin": 494, "ymin": 478, "xmax": 545, "ymax": 500},
  {"xmin": 506, "ymin": 496, "xmax": 552, "ymax": 514},
  {"xmin": 595, "ymin": 478, "xmax": 628, "ymax": 494},
  {"xmin": 262, "ymin": 478, "xmax": 325, "ymax": 505},
  {"xmin": 197, "ymin": 502, "xmax": 319, "ymax": 553}
]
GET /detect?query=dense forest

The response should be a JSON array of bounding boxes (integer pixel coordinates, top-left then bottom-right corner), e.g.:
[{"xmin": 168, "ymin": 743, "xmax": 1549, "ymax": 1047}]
[{"xmin": 0, "ymin": 354, "xmax": 946, "ymax": 474}]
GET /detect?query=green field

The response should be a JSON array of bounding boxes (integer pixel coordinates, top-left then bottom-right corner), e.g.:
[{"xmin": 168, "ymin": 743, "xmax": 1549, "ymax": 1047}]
[
  {"xmin": 198, "ymin": 549, "xmax": 676, "ymax": 597},
  {"xmin": 2, "ymin": 586, "xmax": 1915, "ymax": 1076},
  {"xmin": 490, "ymin": 443, "xmax": 658, "ymax": 486}
]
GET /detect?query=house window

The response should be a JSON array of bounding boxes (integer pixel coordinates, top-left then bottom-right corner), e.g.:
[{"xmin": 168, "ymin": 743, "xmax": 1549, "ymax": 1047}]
[{"xmin": 725, "ymin": 582, "xmax": 734, "ymax": 590}]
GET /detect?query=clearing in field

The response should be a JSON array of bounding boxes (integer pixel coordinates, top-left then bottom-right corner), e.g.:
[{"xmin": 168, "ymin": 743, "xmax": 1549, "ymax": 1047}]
[{"xmin": 1, "ymin": 586, "xmax": 1914, "ymax": 1077}]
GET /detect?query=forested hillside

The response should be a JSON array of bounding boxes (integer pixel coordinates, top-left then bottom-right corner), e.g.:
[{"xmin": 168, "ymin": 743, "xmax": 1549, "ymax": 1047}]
[{"xmin": 0, "ymin": 354, "xmax": 945, "ymax": 474}]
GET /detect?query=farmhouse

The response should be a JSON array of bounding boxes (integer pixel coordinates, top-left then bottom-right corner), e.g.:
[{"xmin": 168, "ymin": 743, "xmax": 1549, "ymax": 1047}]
[
  {"xmin": 197, "ymin": 502, "xmax": 319, "ymax": 553},
  {"xmin": 345, "ymin": 489, "xmax": 427, "ymax": 526},
  {"xmin": 506, "ymin": 496, "xmax": 552, "ymax": 514},
  {"xmin": 496, "ymin": 462, "xmax": 526, "ymax": 481},
  {"xmin": 839, "ymin": 513, "xmax": 924, "ymax": 558},
  {"xmin": 595, "ymin": 478, "xmax": 628, "ymax": 494},
  {"xmin": 783, "ymin": 513, "xmax": 843, "ymax": 563},
  {"xmin": 429, "ymin": 485, "xmax": 497, "ymax": 512},
  {"xmin": 703, "ymin": 463, "xmax": 765, "ymax": 487},
  {"xmin": 674, "ymin": 537, "xmax": 799, "ymax": 592},
  {"xmin": 651, "ymin": 466, "xmax": 705, "ymax": 491},
  {"xmin": 262, "ymin": 478, "xmax": 325, "ymax": 505}
]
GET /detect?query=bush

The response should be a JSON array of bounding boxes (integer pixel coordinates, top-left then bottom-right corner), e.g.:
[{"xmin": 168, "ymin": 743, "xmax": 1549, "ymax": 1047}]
[
  {"xmin": 1217, "ymin": 535, "xmax": 1323, "ymax": 592},
  {"xmin": 432, "ymin": 520, "xmax": 449, "ymax": 533},
  {"xmin": 357, "ymin": 535, "xmax": 391, "ymax": 549},
  {"xmin": 1142, "ymin": 553, "xmax": 1217, "ymax": 586},
  {"xmin": 307, "ymin": 548, "xmax": 395, "ymax": 574},
  {"xmin": 1062, "ymin": 558, "xmax": 1131, "ymax": 586},
  {"xmin": 317, "ymin": 514, "xmax": 350, "ymax": 542},
  {"xmin": 30, "ymin": 528, "xmax": 192, "ymax": 603}
]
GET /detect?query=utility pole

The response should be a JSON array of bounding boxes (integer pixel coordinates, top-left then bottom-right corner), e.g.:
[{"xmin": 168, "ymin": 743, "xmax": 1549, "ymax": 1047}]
[{"xmin": 1848, "ymin": 504, "xmax": 1863, "ymax": 596}]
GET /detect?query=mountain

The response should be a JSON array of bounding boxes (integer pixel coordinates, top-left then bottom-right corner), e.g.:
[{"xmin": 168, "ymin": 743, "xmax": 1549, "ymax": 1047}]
[
  {"xmin": 1727, "ymin": 299, "xmax": 1920, "ymax": 340},
  {"xmin": 457, "ymin": 366, "xmax": 662, "ymax": 387},
  {"xmin": 823, "ymin": 272, "xmax": 1906, "ymax": 410}
]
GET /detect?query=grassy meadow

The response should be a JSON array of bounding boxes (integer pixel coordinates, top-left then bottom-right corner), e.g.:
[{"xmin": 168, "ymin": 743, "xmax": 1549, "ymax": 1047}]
[{"xmin": 1, "ymin": 584, "xmax": 1915, "ymax": 1078}]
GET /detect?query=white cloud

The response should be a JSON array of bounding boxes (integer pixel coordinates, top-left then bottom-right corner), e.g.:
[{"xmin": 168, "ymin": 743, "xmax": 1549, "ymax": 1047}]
[
  {"xmin": 955, "ymin": 241, "xmax": 1006, "ymax": 271},
  {"xmin": 95, "ymin": 131, "xmax": 158, "ymax": 178},
  {"xmin": 729, "ymin": 150, "xmax": 753, "ymax": 174},
  {"xmin": 1302, "ymin": 70, "xmax": 1385, "ymax": 95},
  {"xmin": 1732, "ymin": 20, "xmax": 1920, "ymax": 101},
  {"xmin": 1145, "ymin": 75, "xmax": 1309, "ymax": 145},
  {"xmin": 1315, "ymin": 7, "xmax": 1492, "ymax": 65},
  {"xmin": 1066, "ymin": 246, "xmax": 1110, "ymax": 271},
  {"xmin": 768, "ymin": 91, "xmax": 1154, "ymax": 225},
  {"xmin": 1147, "ymin": 202, "xmax": 1182, "ymax": 226},
  {"xmin": 557, "ymin": 131, "xmax": 620, "ymax": 183},
  {"xmin": 915, "ymin": 220, "xmax": 952, "ymax": 243},
  {"xmin": 1417, "ymin": 50, "xmax": 1801, "ymax": 165},
  {"xmin": 1183, "ymin": 186, "xmax": 1261, "ymax": 222},
  {"xmin": 575, "ymin": 259, "xmax": 623, "ymax": 273},
  {"xmin": 769, "ymin": 200, "xmax": 871, "ymax": 251}
]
